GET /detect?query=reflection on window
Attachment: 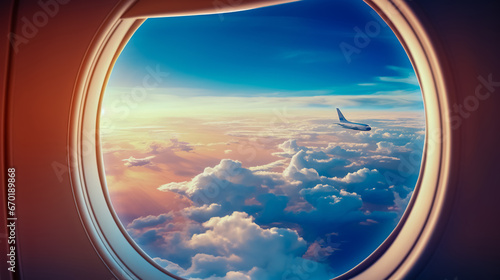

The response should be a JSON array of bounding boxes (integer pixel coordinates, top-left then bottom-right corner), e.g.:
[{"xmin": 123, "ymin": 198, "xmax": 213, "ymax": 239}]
[{"xmin": 100, "ymin": 0, "xmax": 425, "ymax": 279}]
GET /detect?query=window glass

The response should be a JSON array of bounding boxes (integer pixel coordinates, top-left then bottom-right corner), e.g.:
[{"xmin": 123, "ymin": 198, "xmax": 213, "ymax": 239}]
[{"xmin": 100, "ymin": 0, "xmax": 425, "ymax": 278}]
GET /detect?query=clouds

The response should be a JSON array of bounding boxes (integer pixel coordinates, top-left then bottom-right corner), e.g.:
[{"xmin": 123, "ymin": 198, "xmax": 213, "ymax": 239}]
[
  {"xmin": 128, "ymin": 213, "xmax": 173, "ymax": 229},
  {"xmin": 361, "ymin": 188, "xmax": 395, "ymax": 205},
  {"xmin": 324, "ymin": 144, "xmax": 362, "ymax": 157},
  {"xmin": 158, "ymin": 135, "xmax": 418, "ymax": 221},
  {"xmin": 332, "ymin": 168, "xmax": 380, "ymax": 184},
  {"xmin": 110, "ymin": 114, "xmax": 424, "ymax": 280},
  {"xmin": 297, "ymin": 184, "xmax": 364, "ymax": 223},
  {"xmin": 375, "ymin": 141, "xmax": 410, "ymax": 154},
  {"xmin": 130, "ymin": 91, "xmax": 424, "ymax": 117},
  {"xmin": 275, "ymin": 139, "xmax": 353, "ymax": 180},
  {"xmin": 152, "ymin": 212, "xmax": 335, "ymax": 280},
  {"xmin": 169, "ymin": 138, "xmax": 194, "ymax": 152},
  {"xmin": 158, "ymin": 159, "xmax": 278, "ymax": 204},
  {"xmin": 376, "ymin": 66, "xmax": 420, "ymax": 86},
  {"xmin": 147, "ymin": 139, "xmax": 195, "ymax": 154},
  {"xmin": 136, "ymin": 229, "xmax": 163, "ymax": 245},
  {"xmin": 285, "ymin": 150, "xmax": 349, "ymax": 178},
  {"xmin": 149, "ymin": 135, "xmax": 416, "ymax": 278},
  {"xmin": 122, "ymin": 155, "xmax": 155, "ymax": 167},
  {"xmin": 273, "ymin": 139, "xmax": 308, "ymax": 158},
  {"xmin": 190, "ymin": 212, "xmax": 306, "ymax": 258},
  {"xmin": 182, "ymin": 204, "xmax": 223, "ymax": 223},
  {"xmin": 248, "ymin": 159, "xmax": 287, "ymax": 172}
]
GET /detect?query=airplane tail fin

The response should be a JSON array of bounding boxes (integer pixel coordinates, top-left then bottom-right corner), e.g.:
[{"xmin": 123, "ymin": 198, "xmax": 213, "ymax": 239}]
[{"xmin": 337, "ymin": 108, "xmax": 348, "ymax": 122}]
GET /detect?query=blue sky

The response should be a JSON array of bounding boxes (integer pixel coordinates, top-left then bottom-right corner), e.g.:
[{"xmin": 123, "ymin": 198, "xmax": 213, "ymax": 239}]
[{"xmin": 108, "ymin": 0, "xmax": 421, "ymax": 106}]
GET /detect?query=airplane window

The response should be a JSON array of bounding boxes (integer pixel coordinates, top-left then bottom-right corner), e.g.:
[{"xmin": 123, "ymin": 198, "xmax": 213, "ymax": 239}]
[{"xmin": 99, "ymin": 0, "xmax": 425, "ymax": 278}]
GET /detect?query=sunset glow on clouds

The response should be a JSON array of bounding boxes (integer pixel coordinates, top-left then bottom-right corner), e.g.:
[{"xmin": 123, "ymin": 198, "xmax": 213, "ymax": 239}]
[
  {"xmin": 100, "ymin": 0, "xmax": 425, "ymax": 278},
  {"xmin": 101, "ymin": 108, "xmax": 424, "ymax": 278}
]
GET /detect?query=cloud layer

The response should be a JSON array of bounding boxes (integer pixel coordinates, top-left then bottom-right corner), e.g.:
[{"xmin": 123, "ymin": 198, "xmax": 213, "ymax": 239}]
[
  {"xmin": 105, "ymin": 108, "xmax": 424, "ymax": 280},
  {"xmin": 123, "ymin": 156, "xmax": 155, "ymax": 167},
  {"xmin": 129, "ymin": 126, "xmax": 424, "ymax": 279}
]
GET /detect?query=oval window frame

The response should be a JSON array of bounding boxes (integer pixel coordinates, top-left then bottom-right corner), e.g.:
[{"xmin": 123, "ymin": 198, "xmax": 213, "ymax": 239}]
[{"xmin": 68, "ymin": 0, "xmax": 452, "ymax": 279}]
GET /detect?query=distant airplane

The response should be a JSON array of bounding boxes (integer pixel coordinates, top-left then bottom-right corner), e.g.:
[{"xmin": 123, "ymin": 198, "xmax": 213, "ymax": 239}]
[{"xmin": 336, "ymin": 108, "xmax": 371, "ymax": 131}]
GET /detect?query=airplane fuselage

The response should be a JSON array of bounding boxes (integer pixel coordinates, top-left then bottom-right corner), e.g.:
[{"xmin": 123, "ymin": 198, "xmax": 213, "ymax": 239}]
[
  {"xmin": 337, "ymin": 121, "xmax": 371, "ymax": 131},
  {"xmin": 336, "ymin": 108, "xmax": 371, "ymax": 131}
]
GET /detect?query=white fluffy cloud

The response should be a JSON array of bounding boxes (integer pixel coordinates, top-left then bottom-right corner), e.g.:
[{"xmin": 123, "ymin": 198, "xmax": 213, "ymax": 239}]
[
  {"xmin": 189, "ymin": 212, "xmax": 305, "ymax": 257},
  {"xmin": 297, "ymin": 184, "xmax": 363, "ymax": 223},
  {"xmin": 332, "ymin": 168, "xmax": 380, "ymax": 184},
  {"xmin": 375, "ymin": 141, "xmax": 410, "ymax": 154},
  {"xmin": 128, "ymin": 213, "xmax": 173, "ymax": 229},
  {"xmin": 153, "ymin": 212, "xmax": 333, "ymax": 280},
  {"xmin": 284, "ymin": 149, "xmax": 350, "ymax": 178},
  {"xmin": 122, "ymin": 155, "xmax": 155, "ymax": 167},
  {"xmin": 150, "ymin": 136, "xmax": 423, "ymax": 279},
  {"xmin": 272, "ymin": 139, "xmax": 309, "ymax": 158},
  {"xmin": 158, "ymin": 159, "xmax": 280, "ymax": 208},
  {"xmin": 323, "ymin": 144, "xmax": 362, "ymax": 157},
  {"xmin": 248, "ymin": 159, "xmax": 287, "ymax": 172},
  {"xmin": 182, "ymin": 204, "xmax": 223, "ymax": 223}
]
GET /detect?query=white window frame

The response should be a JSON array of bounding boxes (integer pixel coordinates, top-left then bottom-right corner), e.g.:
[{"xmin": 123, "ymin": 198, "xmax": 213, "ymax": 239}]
[{"xmin": 68, "ymin": 0, "xmax": 452, "ymax": 279}]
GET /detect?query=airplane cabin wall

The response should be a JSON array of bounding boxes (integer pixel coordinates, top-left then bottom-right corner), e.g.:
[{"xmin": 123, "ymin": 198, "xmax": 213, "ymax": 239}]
[{"xmin": 1, "ymin": 0, "xmax": 499, "ymax": 279}]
